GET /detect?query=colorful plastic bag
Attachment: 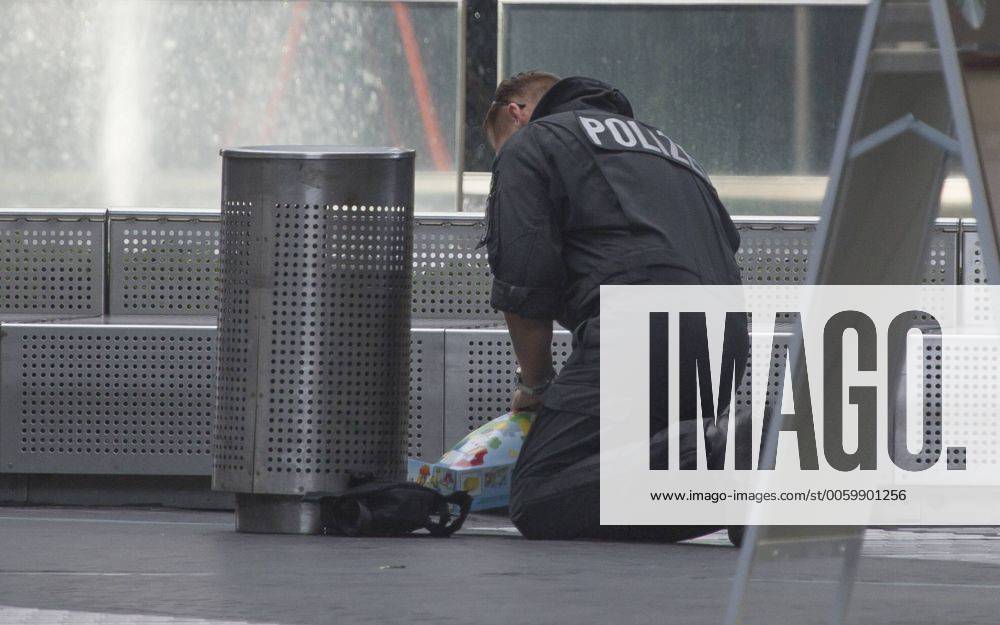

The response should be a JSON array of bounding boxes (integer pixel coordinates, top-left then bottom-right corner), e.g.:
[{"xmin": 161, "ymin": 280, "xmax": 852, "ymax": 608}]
[{"xmin": 407, "ymin": 411, "xmax": 535, "ymax": 511}]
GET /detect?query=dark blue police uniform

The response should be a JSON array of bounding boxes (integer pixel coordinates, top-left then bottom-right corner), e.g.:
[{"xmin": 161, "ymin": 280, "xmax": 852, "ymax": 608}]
[{"xmin": 483, "ymin": 76, "xmax": 744, "ymax": 540}]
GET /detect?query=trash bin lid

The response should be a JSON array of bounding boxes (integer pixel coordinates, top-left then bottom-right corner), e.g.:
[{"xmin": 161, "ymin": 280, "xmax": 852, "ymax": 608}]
[{"xmin": 220, "ymin": 145, "xmax": 415, "ymax": 160}]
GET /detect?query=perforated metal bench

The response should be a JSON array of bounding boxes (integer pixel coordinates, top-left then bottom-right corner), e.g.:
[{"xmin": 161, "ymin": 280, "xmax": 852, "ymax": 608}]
[
  {"xmin": 0, "ymin": 209, "xmax": 105, "ymax": 321},
  {"xmin": 0, "ymin": 211, "xmax": 972, "ymax": 476},
  {"xmin": 961, "ymin": 218, "xmax": 987, "ymax": 284},
  {"xmin": 108, "ymin": 208, "xmax": 221, "ymax": 315},
  {"xmin": 0, "ymin": 316, "xmax": 218, "ymax": 475},
  {"xmin": 735, "ymin": 216, "xmax": 960, "ymax": 285}
]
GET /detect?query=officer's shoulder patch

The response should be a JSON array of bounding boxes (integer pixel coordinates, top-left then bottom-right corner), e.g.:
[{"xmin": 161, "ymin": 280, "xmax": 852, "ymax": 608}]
[{"xmin": 575, "ymin": 112, "xmax": 711, "ymax": 185}]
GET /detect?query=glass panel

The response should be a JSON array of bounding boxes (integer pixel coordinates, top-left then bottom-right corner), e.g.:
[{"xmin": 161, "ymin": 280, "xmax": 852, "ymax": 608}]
[
  {"xmin": 500, "ymin": 2, "xmax": 866, "ymax": 215},
  {"xmin": 0, "ymin": 0, "xmax": 460, "ymax": 211}
]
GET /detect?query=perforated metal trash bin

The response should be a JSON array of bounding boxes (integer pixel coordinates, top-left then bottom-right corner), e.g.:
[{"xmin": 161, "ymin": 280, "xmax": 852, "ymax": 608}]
[{"xmin": 214, "ymin": 146, "xmax": 415, "ymax": 534}]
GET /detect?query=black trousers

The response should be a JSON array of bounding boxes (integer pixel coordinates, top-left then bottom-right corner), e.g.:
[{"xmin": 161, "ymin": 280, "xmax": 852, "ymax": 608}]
[{"xmin": 509, "ymin": 406, "xmax": 720, "ymax": 542}]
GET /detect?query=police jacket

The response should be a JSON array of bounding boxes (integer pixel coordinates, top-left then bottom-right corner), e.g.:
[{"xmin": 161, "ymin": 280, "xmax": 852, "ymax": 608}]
[{"xmin": 483, "ymin": 76, "xmax": 742, "ymax": 415}]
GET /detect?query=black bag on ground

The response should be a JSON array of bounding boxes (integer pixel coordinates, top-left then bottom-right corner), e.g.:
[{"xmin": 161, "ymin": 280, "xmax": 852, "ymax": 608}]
[{"xmin": 304, "ymin": 478, "xmax": 472, "ymax": 538}]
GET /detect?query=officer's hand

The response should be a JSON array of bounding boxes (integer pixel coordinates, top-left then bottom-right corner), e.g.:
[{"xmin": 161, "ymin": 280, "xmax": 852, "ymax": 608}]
[{"xmin": 511, "ymin": 388, "xmax": 543, "ymax": 414}]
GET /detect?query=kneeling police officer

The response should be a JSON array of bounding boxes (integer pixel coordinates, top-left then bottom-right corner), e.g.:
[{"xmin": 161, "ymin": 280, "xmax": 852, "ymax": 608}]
[{"xmin": 482, "ymin": 72, "xmax": 744, "ymax": 541}]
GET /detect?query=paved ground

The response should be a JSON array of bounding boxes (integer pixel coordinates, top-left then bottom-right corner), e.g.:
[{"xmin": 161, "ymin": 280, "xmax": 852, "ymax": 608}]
[{"xmin": 0, "ymin": 507, "xmax": 998, "ymax": 624}]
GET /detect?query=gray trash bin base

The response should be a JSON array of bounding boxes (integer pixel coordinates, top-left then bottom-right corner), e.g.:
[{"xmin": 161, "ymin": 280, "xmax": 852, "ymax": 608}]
[{"xmin": 235, "ymin": 494, "xmax": 323, "ymax": 534}]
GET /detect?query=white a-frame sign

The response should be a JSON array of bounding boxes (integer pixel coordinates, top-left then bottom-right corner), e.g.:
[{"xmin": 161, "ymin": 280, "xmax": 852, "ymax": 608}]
[{"xmin": 727, "ymin": 2, "xmax": 1000, "ymax": 624}]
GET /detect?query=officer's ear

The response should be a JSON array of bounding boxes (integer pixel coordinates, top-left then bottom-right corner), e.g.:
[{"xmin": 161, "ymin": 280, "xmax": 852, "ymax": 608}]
[{"xmin": 506, "ymin": 102, "xmax": 523, "ymax": 128}]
